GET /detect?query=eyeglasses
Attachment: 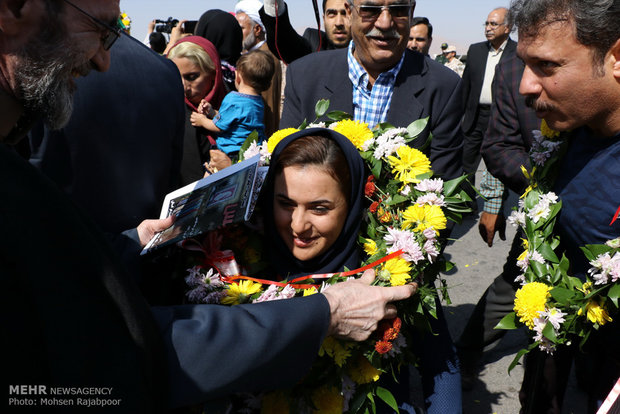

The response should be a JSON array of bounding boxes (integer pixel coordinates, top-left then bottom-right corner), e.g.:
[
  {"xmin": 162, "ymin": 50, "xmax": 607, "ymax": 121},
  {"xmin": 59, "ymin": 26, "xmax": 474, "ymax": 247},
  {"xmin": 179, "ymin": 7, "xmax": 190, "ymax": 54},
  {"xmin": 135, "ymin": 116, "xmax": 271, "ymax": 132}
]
[
  {"xmin": 483, "ymin": 21, "xmax": 505, "ymax": 28},
  {"xmin": 62, "ymin": 0, "xmax": 121, "ymax": 50},
  {"xmin": 353, "ymin": 3, "xmax": 412, "ymax": 20}
]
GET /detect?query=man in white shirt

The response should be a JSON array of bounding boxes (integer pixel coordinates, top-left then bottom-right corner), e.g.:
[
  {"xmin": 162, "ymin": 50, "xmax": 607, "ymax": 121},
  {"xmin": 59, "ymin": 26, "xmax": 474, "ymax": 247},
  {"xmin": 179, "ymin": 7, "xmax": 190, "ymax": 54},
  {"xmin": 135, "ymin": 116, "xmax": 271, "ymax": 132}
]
[{"xmin": 461, "ymin": 7, "xmax": 516, "ymax": 209}]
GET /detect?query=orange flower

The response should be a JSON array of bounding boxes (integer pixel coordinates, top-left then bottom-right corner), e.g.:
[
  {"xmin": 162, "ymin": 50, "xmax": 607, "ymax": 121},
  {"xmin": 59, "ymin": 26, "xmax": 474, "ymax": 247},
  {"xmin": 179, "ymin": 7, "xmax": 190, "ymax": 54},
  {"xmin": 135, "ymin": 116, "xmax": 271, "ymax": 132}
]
[
  {"xmin": 375, "ymin": 340, "xmax": 393, "ymax": 354},
  {"xmin": 365, "ymin": 175, "xmax": 376, "ymax": 198},
  {"xmin": 379, "ymin": 210, "xmax": 392, "ymax": 223},
  {"xmin": 370, "ymin": 201, "xmax": 380, "ymax": 213}
]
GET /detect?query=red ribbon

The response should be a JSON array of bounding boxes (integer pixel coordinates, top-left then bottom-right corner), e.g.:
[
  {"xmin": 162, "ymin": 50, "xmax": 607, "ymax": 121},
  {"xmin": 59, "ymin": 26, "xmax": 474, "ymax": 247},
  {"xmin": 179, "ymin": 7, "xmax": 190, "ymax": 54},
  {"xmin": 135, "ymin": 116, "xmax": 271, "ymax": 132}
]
[
  {"xmin": 221, "ymin": 250, "xmax": 404, "ymax": 290},
  {"xmin": 611, "ymin": 205, "xmax": 620, "ymax": 226}
]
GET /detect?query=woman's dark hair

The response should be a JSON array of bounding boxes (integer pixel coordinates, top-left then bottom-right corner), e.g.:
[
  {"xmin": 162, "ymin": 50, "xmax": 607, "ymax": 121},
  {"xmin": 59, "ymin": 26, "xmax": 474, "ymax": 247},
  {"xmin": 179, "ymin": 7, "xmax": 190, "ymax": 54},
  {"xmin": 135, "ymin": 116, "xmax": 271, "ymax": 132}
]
[{"xmin": 273, "ymin": 135, "xmax": 352, "ymax": 202}]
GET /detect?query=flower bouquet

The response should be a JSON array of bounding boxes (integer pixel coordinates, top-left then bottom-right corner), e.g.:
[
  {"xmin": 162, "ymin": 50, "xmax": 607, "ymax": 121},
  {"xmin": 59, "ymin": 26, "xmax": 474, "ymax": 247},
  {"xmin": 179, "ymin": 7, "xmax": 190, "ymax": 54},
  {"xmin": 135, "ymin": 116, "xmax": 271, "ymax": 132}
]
[
  {"xmin": 183, "ymin": 100, "xmax": 471, "ymax": 412},
  {"xmin": 496, "ymin": 120, "xmax": 620, "ymax": 371}
]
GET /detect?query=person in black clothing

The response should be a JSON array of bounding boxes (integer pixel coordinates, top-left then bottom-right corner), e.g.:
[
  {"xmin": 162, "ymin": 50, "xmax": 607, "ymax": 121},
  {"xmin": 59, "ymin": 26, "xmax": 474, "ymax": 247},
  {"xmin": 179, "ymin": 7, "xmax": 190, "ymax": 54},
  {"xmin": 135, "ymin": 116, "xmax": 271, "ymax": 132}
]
[{"xmin": 259, "ymin": 0, "xmax": 351, "ymax": 64}]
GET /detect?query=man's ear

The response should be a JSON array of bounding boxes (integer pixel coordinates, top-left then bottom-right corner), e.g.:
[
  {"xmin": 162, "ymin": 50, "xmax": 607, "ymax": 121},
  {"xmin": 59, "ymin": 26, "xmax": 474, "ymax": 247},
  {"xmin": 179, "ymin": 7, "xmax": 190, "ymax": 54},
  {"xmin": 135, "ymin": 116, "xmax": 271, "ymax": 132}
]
[
  {"xmin": 344, "ymin": 1, "xmax": 352, "ymax": 18},
  {"xmin": 609, "ymin": 38, "xmax": 620, "ymax": 81},
  {"xmin": 0, "ymin": 0, "xmax": 40, "ymax": 35},
  {"xmin": 0, "ymin": 0, "xmax": 46, "ymax": 51}
]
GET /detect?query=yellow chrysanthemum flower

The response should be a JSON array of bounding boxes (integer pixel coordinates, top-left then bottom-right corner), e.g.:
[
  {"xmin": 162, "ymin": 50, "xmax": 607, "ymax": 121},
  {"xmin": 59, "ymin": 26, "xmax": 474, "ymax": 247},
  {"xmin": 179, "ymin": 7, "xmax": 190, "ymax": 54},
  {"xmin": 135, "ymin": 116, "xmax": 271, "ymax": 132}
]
[
  {"xmin": 540, "ymin": 119, "xmax": 560, "ymax": 139},
  {"xmin": 363, "ymin": 238, "xmax": 378, "ymax": 256},
  {"xmin": 333, "ymin": 119, "xmax": 374, "ymax": 149},
  {"xmin": 303, "ymin": 286, "xmax": 319, "ymax": 296},
  {"xmin": 221, "ymin": 280, "xmax": 262, "ymax": 305},
  {"xmin": 267, "ymin": 128, "xmax": 298, "ymax": 154},
  {"xmin": 580, "ymin": 300, "xmax": 613, "ymax": 325},
  {"xmin": 311, "ymin": 386, "xmax": 344, "ymax": 414},
  {"xmin": 319, "ymin": 336, "xmax": 355, "ymax": 367},
  {"xmin": 347, "ymin": 356, "xmax": 381, "ymax": 384},
  {"xmin": 401, "ymin": 204, "xmax": 446, "ymax": 235},
  {"xmin": 517, "ymin": 238, "xmax": 529, "ymax": 261},
  {"xmin": 387, "ymin": 146, "xmax": 431, "ymax": 184},
  {"xmin": 261, "ymin": 391, "xmax": 289, "ymax": 414},
  {"xmin": 514, "ymin": 282, "xmax": 550, "ymax": 329},
  {"xmin": 381, "ymin": 257, "xmax": 412, "ymax": 286}
]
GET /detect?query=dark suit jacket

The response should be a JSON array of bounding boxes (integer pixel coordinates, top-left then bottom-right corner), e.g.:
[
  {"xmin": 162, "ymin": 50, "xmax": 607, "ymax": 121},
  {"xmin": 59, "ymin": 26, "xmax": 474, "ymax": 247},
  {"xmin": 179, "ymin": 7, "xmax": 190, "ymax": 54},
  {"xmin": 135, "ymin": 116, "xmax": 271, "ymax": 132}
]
[
  {"xmin": 1, "ymin": 142, "xmax": 331, "ymax": 410},
  {"xmin": 28, "ymin": 34, "xmax": 184, "ymax": 234},
  {"xmin": 480, "ymin": 54, "xmax": 540, "ymax": 194},
  {"xmin": 260, "ymin": 4, "xmax": 343, "ymax": 64},
  {"xmin": 461, "ymin": 38, "xmax": 517, "ymax": 134},
  {"xmin": 280, "ymin": 48, "xmax": 464, "ymax": 181}
]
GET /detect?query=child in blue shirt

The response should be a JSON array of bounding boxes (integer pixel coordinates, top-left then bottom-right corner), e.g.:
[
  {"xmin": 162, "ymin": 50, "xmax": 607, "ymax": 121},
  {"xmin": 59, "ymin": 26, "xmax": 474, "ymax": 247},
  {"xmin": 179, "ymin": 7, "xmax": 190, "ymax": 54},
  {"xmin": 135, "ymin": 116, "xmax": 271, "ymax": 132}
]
[{"xmin": 191, "ymin": 49, "xmax": 275, "ymax": 162}]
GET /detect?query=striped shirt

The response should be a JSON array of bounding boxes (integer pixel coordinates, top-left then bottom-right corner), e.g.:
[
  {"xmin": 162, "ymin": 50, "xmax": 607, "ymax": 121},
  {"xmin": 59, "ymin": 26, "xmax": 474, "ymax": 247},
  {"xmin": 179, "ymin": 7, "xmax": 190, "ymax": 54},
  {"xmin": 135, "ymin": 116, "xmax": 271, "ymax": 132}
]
[{"xmin": 347, "ymin": 41, "xmax": 404, "ymax": 128}]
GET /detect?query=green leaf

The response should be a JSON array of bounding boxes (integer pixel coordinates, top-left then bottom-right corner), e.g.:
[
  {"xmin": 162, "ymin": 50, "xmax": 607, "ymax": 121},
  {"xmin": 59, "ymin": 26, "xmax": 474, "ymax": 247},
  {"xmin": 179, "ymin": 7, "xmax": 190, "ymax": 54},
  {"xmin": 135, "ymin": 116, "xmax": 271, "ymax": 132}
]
[
  {"xmin": 542, "ymin": 322, "xmax": 557, "ymax": 342},
  {"xmin": 443, "ymin": 175, "xmax": 469, "ymax": 197},
  {"xmin": 609, "ymin": 283, "xmax": 620, "ymax": 307},
  {"xmin": 580, "ymin": 243, "xmax": 613, "ymax": 262},
  {"xmin": 539, "ymin": 242, "xmax": 559, "ymax": 264},
  {"xmin": 530, "ymin": 260, "xmax": 550, "ymax": 279},
  {"xmin": 507, "ymin": 347, "xmax": 528, "ymax": 373},
  {"xmin": 386, "ymin": 194, "xmax": 407, "ymax": 205},
  {"xmin": 406, "ymin": 117, "xmax": 429, "ymax": 138},
  {"xmin": 376, "ymin": 387, "xmax": 399, "ymax": 413},
  {"xmin": 495, "ymin": 312, "xmax": 518, "ymax": 330},
  {"xmin": 326, "ymin": 110, "xmax": 353, "ymax": 121},
  {"xmin": 314, "ymin": 99, "xmax": 329, "ymax": 118},
  {"xmin": 550, "ymin": 287, "xmax": 575, "ymax": 303}
]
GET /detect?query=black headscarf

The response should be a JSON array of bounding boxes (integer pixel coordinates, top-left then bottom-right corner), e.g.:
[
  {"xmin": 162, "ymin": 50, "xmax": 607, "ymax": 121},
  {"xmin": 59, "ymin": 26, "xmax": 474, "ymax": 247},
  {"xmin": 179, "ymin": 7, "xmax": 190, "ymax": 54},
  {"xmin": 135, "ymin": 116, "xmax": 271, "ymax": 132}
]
[
  {"xmin": 262, "ymin": 128, "xmax": 366, "ymax": 279},
  {"xmin": 194, "ymin": 9, "xmax": 242, "ymax": 66}
]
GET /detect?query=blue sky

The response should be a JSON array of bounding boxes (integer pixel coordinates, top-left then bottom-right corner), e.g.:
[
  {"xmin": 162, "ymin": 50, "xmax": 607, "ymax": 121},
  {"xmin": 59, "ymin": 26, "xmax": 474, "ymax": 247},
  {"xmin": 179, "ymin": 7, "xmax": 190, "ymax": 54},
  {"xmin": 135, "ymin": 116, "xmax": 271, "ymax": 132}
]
[{"xmin": 123, "ymin": 0, "xmax": 513, "ymax": 57}]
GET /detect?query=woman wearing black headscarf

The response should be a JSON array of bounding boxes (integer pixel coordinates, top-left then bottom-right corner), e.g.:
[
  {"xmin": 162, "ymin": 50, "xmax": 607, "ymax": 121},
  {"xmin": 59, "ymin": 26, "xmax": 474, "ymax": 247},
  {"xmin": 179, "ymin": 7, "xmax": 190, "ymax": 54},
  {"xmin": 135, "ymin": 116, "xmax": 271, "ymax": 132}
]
[
  {"xmin": 260, "ymin": 129, "xmax": 461, "ymax": 414},
  {"xmin": 261, "ymin": 128, "xmax": 365, "ymax": 280},
  {"xmin": 195, "ymin": 10, "xmax": 243, "ymax": 93}
]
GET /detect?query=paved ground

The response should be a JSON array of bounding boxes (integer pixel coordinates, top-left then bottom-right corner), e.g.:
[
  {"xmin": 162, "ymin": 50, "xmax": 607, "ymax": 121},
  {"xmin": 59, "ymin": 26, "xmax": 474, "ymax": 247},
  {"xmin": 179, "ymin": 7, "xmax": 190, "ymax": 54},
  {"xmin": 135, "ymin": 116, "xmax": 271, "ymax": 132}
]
[{"xmin": 408, "ymin": 167, "xmax": 589, "ymax": 413}]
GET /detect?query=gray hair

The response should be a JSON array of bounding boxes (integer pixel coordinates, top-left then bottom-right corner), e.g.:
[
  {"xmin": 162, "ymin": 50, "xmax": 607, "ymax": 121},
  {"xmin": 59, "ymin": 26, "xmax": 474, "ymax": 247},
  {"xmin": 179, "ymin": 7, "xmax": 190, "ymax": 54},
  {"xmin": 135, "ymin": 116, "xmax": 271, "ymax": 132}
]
[{"xmin": 510, "ymin": 0, "xmax": 620, "ymax": 67}]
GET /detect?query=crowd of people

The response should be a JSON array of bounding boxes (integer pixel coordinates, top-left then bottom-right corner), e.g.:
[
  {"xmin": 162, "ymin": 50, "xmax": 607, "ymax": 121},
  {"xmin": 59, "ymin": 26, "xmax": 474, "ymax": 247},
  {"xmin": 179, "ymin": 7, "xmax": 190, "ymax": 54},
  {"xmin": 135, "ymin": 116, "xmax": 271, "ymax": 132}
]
[{"xmin": 1, "ymin": 0, "xmax": 619, "ymax": 413}]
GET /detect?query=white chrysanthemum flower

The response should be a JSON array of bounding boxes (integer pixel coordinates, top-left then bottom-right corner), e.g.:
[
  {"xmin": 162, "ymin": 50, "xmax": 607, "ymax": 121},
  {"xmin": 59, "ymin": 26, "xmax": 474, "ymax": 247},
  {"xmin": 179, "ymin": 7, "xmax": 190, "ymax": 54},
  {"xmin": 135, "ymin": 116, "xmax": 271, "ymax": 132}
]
[
  {"xmin": 384, "ymin": 227, "xmax": 425, "ymax": 263},
  {"xmin": 414, "ymin": 178, "xmax": 444, "ymax": 193},
  {"xmin": 400, "ymin": 185, "xmax": 411, "ymax": 196},
  {"xmin": 530, "ymin": 250, "xmax": 546, "ymax": 264},
  {"xmin": 540, "ymin": 192, "xmax": 559, "ymax": 205},
  {"xmin": 528, "ymin": 202, "xmax": 552, "ymax": 223},
  {"xmin": 514, "ymin": 274, "xmax": 527, "ymax": 285},
  {"xmin": 373, "ymin": 129, "xmax": 406, "ymax": 158},
  {"xmin": 341, "ymin": 375, "xmax": 356, "ymax": 412},
  {"xmin": 415, "ymin": 193, "xmax": 446, "ymax": 207},
  {"xmin": 243, "ymin": 141, "xmax": 261, "ymax": 160},
  {"xmin": 508, "ymin": 210, "xmax": 526, "ymax": 227},
  {"xmin": 538, "ymin": 308, "xmax": 566, "ymax": 331},
  {"xmin": 361, "ymin": 137, "xmax": 375, "ymax": 151},
  {"xmin": 606, "ymin": 238, "xmax": 620, "ymax": 248},
  {"xmin": 307, "ymin": 122, "xmax": 326, "ymax": 128}
]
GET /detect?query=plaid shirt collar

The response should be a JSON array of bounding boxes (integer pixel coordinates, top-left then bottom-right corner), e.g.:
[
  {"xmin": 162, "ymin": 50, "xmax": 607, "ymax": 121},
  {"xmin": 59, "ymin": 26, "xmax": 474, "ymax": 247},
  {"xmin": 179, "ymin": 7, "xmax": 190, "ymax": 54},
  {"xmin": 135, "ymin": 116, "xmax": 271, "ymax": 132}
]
[{"xmin": 347, "ymin": 41, "xmax": 404, "ymax": 128}]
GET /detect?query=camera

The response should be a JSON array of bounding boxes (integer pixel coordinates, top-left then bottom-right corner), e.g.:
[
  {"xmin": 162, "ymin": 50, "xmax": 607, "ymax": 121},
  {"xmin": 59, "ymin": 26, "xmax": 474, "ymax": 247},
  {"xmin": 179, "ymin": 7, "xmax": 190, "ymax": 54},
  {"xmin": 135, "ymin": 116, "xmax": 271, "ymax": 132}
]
[{"xmin": 155, "ymin": 17, "xmax": 179, "ymax": 34}]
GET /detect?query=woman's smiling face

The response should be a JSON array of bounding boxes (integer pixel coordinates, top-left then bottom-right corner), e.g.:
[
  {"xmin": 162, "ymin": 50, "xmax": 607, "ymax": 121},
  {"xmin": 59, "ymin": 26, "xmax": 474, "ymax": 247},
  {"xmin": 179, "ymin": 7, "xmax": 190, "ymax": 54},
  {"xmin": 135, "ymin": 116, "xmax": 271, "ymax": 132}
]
[{"xmin": 273, "ymin": 165, "xmax": 348, "ymax": 261}]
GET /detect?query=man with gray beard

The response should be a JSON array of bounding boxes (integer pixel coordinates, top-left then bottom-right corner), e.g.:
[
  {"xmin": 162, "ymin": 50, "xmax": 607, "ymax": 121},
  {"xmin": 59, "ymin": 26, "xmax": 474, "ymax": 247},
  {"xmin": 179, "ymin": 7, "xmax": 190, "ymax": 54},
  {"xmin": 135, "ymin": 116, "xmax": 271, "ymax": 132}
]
[{"xmin": 1, "ymin": 1, "xmax": 416, "ymax": 410}]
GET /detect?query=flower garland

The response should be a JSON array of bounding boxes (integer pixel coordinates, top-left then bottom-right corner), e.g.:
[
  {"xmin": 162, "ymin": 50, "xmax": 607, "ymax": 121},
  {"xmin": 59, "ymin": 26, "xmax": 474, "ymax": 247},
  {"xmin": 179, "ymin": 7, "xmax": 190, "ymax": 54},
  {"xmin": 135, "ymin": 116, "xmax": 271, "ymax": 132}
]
[
  {"xmin": 183, "ymin": 99, "xmax": 471, "ymax": 413},
  {"xmin": 497, "ymin": 120, "xmax": 620, "ymax": 371}
]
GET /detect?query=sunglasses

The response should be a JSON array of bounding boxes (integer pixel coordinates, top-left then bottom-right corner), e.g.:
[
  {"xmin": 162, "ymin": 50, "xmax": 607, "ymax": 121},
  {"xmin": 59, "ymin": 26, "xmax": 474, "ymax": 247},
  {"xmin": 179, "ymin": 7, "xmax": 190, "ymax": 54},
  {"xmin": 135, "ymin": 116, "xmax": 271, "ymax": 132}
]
[
  {"xmin": 62, "ymin": 0, "xmax": 121, "ymax": 50},
  {"xmin": 353, "ymin": 4, "xmax": 412, "ymax": 20}
]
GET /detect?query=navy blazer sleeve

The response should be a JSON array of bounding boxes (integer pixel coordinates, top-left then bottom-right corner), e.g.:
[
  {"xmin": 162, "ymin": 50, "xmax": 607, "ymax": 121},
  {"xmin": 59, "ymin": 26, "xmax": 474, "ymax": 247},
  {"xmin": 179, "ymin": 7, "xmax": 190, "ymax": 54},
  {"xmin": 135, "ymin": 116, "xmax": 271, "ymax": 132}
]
[
  {"xmin": 481, "ymin": 55, "xmax": 539, "ymax": 195},
  {"xmin": 153, "ymin": 295, "xmax": 330, "ymax": 408}
]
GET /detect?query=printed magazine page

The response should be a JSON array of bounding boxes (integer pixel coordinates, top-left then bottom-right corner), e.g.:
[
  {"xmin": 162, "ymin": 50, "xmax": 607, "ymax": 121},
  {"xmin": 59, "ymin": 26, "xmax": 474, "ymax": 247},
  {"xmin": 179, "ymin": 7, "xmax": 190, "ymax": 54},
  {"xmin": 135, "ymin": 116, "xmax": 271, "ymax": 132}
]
[{"xmin": 141, "ymin": 155, "xmax": 267, "ymax": 255}]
